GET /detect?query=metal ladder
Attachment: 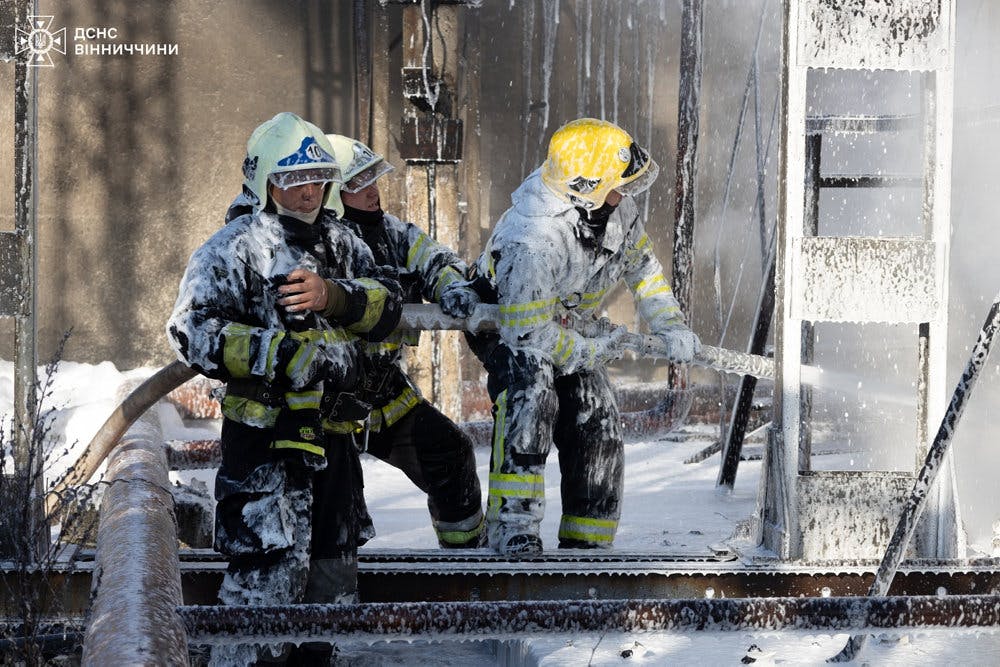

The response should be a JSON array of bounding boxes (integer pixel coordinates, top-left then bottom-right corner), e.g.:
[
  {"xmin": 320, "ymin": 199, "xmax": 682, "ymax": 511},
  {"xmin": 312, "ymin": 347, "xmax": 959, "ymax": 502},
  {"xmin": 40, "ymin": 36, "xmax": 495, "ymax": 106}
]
[{"xmin": 762, "ymin": 0, "xmax": 960, "ymax": 561}]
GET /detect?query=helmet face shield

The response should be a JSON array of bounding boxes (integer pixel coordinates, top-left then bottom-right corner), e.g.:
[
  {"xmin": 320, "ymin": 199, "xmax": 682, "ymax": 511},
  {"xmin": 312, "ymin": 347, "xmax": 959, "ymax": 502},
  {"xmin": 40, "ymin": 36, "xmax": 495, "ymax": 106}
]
[
  {"xmin": 616, "ymin": 157, "xmax": 659, "ymax": 197},
  {"xmin": 341, "ymin": 161, "xmax": 394, "ymax": 193},
  {"xmin": 242, "ymin": 113, "xmax": 342, "ymax": 214},
  {"xmin": 268, "ymin": 167, "xmax": 340, "ymax": 190}
]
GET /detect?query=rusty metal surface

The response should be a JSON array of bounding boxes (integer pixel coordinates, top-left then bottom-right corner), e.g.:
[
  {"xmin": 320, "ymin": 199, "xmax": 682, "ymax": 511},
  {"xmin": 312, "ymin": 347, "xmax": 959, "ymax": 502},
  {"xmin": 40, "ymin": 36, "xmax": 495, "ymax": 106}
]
[
  {"xmin": 791, "ymin": 237, "xmax": 941, "ymax": 323},
  {"xmin": 166, "ymin": 439, "xmax": 221, "ymax": 470},
  {"xmin": 399, "ymin": 113, "xmax": 463, "ymax": 163},
  {"xmin": 179, "ymin": 594, "xmax": 1000, "ymax": 644},
  {"xmin": 165, "ymin": 376, "xmax": 222, "ymax": 420},
  {"xmin": 797, "ymin": 0, "xmax": 952, "ymax": 71}
]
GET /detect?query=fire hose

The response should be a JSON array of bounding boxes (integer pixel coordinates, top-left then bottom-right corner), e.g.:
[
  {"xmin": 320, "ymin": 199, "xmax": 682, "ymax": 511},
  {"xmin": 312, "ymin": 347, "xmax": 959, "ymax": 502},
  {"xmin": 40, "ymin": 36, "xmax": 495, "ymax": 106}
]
[
  {"xmin": 46, "ymin": 304, "xmax": 772, "ymax": 508},
  {"xmin": 401, "ymin": 303, "xmax": 775, "ymax": 380}
]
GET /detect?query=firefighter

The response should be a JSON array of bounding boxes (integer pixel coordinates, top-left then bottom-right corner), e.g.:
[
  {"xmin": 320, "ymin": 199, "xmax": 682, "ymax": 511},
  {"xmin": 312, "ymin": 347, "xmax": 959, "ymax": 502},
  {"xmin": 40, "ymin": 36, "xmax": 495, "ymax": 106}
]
[
  {"xmin": 167, "ymin": 112, "xmax": 402, "ymax": 664},
  {"xmin": 441, "ymin": 118, "xmax": 700, "ymax": 557},
  {"xmin": 326, "ymin": 134, "xmax": 486, "ymax": 548}
]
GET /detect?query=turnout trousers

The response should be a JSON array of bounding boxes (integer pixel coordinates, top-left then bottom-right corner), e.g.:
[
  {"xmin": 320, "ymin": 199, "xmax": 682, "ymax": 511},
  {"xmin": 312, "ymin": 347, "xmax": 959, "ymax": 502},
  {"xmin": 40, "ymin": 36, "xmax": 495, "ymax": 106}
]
[
  {"xmin": 209, "ymin": 418, "xmax": 373, "ymax": 665},
  {"xmin": 365, "ymin": 399, "xmax": 486, "ymax": 548},
  {"xmin": 482, "ymin": 343, "xmax": 625, "ymax": 551}
]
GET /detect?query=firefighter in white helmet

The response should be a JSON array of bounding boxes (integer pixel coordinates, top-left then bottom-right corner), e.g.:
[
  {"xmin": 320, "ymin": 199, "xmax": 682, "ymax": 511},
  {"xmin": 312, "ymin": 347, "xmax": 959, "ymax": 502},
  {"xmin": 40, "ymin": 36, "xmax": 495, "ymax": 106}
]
[
  {"xmin": 167, "ymin": 112, "xmax": 402, "ymax": 664},
  {"xmin": 326, "ymin": 133, "xmax": 486, "ymax": 549},
  {"xmin": 440, "ymin": 118, "xmax": 700, "ymax": 557}
]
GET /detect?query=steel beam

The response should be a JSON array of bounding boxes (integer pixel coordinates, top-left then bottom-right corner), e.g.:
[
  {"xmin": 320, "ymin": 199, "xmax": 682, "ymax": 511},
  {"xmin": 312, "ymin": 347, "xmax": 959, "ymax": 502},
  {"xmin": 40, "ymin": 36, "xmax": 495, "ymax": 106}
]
[
  {"xmin": 179, "ymin": 594, "xmax": 1000, "ymax": 644},
  {"xmin": 7, "ymin": 554, "xmax": 1000, "ymax": 613}
]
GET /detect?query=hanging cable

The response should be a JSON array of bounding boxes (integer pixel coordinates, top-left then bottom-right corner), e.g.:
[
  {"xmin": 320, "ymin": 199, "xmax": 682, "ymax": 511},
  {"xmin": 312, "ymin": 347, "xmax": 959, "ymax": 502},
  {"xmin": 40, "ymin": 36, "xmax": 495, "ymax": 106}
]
[{"xmin": 420, "ymin": 0, "xmax": 440, "ymax": 112}]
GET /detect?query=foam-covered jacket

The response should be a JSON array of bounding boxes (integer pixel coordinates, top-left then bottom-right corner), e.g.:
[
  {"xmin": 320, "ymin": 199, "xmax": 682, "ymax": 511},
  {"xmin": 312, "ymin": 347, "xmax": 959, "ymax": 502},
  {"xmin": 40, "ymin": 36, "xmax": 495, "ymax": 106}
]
[
  {"xmin": 167, "ymin": 208, "xmax": 402, "ymax": 428},
  {"xmin": 338, "ymin": 209, "xmax": 467, "ymax": 428},
  {"xmin": 473, "ymin": 169, "xmax": 685, "ymax": 375}
]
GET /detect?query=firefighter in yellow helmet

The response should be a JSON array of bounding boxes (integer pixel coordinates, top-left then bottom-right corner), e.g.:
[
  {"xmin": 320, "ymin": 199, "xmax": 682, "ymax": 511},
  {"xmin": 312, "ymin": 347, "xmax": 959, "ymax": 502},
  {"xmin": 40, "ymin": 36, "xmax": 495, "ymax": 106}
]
[{"xmin": 440, "ymin": 118, "xmax": 700, "ymax": 557}]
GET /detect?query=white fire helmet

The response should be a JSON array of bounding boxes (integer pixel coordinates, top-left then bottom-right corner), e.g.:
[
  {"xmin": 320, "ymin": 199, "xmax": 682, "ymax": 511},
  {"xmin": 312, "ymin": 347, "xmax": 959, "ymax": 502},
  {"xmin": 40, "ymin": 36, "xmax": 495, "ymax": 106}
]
[
  {"xmin": 241, "ymin": 112, "xmax": 343, "ymax": 214},
  {"xmin": 327, "ymin": 134, "xmax": 395, "ymax": 193}
]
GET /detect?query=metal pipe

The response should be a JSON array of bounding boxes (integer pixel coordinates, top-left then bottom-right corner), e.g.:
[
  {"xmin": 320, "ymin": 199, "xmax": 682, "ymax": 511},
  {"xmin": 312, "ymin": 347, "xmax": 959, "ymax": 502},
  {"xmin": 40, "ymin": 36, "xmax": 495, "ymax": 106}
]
[
  {"xmin": 13, "ymin": 0, "xmax": 44, "ymax": 563},
  {"xmin": 46, "ymin": 361, "xmax": 196, "ymax": 512},
  {"xmin": 82, "ymin": 383, "xmax": 188, "ymax": 666},
  {"xmin": 179, "ymin": 594, "xmax": 1000, "ymax": 643}
]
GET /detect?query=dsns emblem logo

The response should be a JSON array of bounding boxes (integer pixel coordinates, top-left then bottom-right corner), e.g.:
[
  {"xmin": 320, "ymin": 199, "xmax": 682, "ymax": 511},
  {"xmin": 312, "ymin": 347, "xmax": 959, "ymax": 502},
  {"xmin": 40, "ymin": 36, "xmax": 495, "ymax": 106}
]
[{"xmin": 16, "ymin": 16, "xmax": 66, "ymax": 68}]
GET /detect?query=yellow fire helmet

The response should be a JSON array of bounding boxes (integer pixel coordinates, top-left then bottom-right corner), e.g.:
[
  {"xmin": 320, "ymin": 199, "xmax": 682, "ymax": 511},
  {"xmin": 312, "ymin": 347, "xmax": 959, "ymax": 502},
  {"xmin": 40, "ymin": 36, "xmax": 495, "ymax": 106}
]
[
  {"xmin": 540, "ymin": 118, "xmax": 660, "ymax": 210},
  {"xmin": 241, "ymin": 112, "xmax": 342, "ymax": 214}
]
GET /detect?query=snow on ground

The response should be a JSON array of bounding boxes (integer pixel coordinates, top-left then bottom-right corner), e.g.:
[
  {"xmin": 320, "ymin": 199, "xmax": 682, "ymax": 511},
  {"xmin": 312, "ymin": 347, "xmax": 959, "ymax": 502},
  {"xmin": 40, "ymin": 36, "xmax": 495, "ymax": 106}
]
[{"xmin": 3, "ymin": 361, "xmax": 1000, "ymax": 665}]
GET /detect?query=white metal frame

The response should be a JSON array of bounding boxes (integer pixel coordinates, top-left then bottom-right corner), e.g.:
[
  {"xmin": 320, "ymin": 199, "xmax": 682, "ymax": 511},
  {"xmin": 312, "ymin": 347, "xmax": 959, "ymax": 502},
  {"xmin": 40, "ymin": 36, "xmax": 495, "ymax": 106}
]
[{"xmin": 766, "ymin": 0, "xmax": 957, "ymax": 560}]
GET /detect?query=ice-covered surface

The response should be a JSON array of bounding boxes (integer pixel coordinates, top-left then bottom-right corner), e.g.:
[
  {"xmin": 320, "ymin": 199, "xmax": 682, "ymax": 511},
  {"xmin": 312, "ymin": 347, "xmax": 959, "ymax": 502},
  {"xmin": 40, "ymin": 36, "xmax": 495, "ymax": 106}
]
[
  {"xmin": 791, "ymin": 236, "xmax": 941, "ymax": 323},
  {"xmin": 4, "ymin": 360, "xmax": 1000, "ymax": 664},
  {"xmin": 798, "ymin": 0, "xmax": 952, "ymax": 71}
]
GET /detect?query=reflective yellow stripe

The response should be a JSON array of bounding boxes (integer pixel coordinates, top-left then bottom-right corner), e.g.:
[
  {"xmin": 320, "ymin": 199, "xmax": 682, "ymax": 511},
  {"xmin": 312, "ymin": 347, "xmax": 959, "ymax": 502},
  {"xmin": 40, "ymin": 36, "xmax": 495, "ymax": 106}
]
[
  {"xmin": 322, "ymin": 419, "xmax": 364, "ymax": 434},
  {"xmin": 488, "ymin": 472, "xmax": 546, "ymax": 499},
  {"xmin": 221, "ymin": 395, "xmax": 280, "ymax": 428},
  {"xmin": 501, "ymin": 313, "xmax": 552, "ymax": 328},
  {"xmin": 432, "ymin": 266, "xmax": 464, "ymax": 301},
  {"xmin": 222, "ymin": 323, "xmax": 266, "ymax": 378},
  {"xmin": 271, "ymin": 440, "xmax": 326, "ymax": 457},
  {"xmin": 379, "ymin": 386, "xmax": 421, "ymax": 428},
  {"xmin": 491, "ymin": 390, "xmax": 507, "ymax": 473},
  {"xmin": 558, "ymin": 515, "xmax": 617, "ymax": 544},
  {"xmin": 285, "ymin": 338, "xmax": 317, "ymax": 381},
  {"xmin": 284, "ymin": 390, "xmax": 321, "ymax": 411},
  {"xmin": 649, "ymin": 304, "xmax": 682, "ymax": 321},
  {"xmin": 625, "ymin": 233, "xmax": 651, "ymax": 262},
  {"xmin": 406, "ymin": 234, "xmax": 431, "ymax": 270},
  {"xmin": 578, "ymin": 289, "xmax": 607, "ymax": 309},
  {"xmin": 487, "ymin": 391, "xmax": 507, "ymax": 522},
  {"xmin": 498, "ymin": 299, "xmax": 557, "ymax": 328},
  {"xmin": 634, "ymin": 273, "xmax": 669, "ymax": 299},
  {"xmin": 553, "ymin": 330, "xmax": 575, "ymax": 365},
  {"xmin": 485, "ymin": 240, "xmax": 497, "ymax": 280},
  {"xmin": 435, "ymin": 511, "xmax": 485, "ymax": 547},
  {"xmin": 296, "ymin": 328, "xmax": 353, "ymax": 345},
  {"xmin": 352, "ymin": 277, "xmax": 391, "ymax": 332},
  {"xmin": 499, "ymin": 298, "xmax": 559, "ymax": 313},
  {"xmin": 436, "ymin": 524, "xmax": 484, "ymax": 546},
  {"xmin": 364, "ymin": 340, "xmax": 402, "ymax": 355}
]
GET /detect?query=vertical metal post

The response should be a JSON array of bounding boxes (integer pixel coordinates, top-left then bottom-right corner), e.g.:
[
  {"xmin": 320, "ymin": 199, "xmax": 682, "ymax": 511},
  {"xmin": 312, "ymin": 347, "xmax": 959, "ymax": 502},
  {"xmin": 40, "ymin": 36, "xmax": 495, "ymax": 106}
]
[
  {"xmin": 671, "ymin": 0, "xmax": 703, "ymax": 391},
  {"xmin": 13, "ymin": 0, "xmax": 44, "ymax": 562},
  {"xmin": 717, "ymin": 252, "xmax": 776, "ymax": 490},
  {"xmin": 799, "ymin": 133, "xmax": 821, "ymax": 471},
  {"xmin": 353, "ymin": 0, "xmax": 372, "ymax": 146},
  {"xmin": 672, "ymin": 0, "xmax": 702, "ymax": 318},
  {"xmin": 765, "ymin": 0, "xmax": 806, "ymax": 559}
]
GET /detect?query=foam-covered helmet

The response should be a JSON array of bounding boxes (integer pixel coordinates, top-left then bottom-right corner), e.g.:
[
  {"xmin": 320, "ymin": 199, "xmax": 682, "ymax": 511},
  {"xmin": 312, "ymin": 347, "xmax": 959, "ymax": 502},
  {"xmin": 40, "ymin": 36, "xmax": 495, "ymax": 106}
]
[
  {"xmin": 327, "ymin": 134, "xmax": 395, "ymax": 193},
  {"xmin": 540, "ymin": 118, "xmax": 659, "ymax": 210},
  {"xmin": 241, "ymin": 112, "xmax": 342, "ymax": 214}
]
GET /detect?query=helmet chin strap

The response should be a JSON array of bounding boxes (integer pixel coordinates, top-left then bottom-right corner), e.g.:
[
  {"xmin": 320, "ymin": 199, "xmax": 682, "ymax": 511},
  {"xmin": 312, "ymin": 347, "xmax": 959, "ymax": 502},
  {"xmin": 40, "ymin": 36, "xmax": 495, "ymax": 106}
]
[
  {"xmin": 274, "ymin": 199, "xmax": 322, "ymax": 224},
  {"xmin": 576, "ymin": 200, "xmax": 618, "ymax": 245}
]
